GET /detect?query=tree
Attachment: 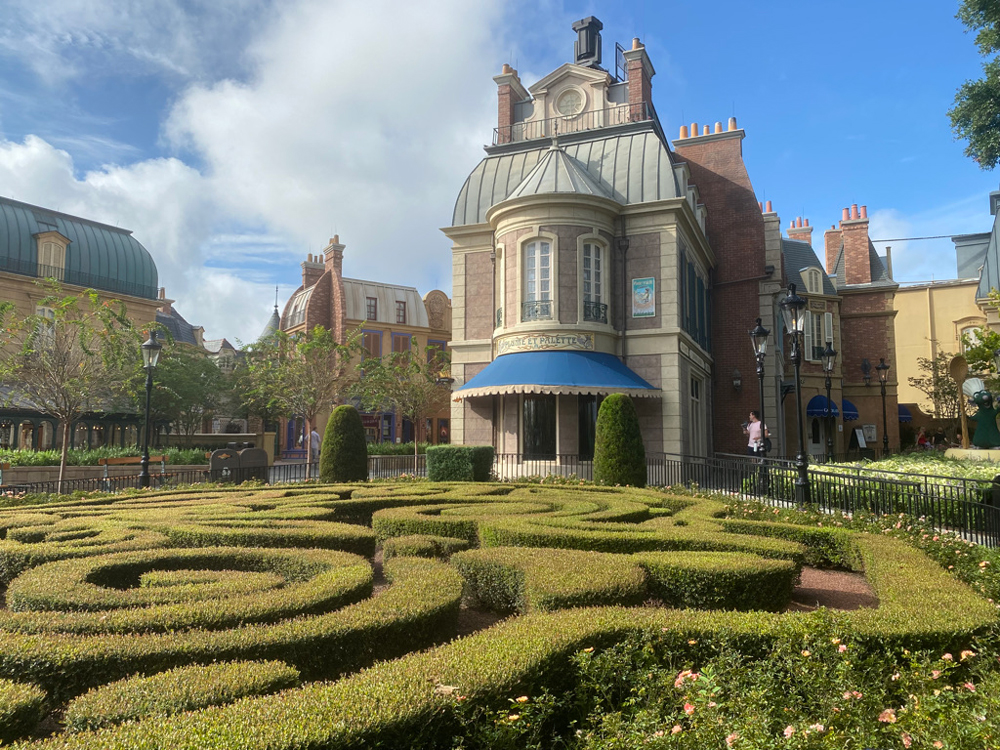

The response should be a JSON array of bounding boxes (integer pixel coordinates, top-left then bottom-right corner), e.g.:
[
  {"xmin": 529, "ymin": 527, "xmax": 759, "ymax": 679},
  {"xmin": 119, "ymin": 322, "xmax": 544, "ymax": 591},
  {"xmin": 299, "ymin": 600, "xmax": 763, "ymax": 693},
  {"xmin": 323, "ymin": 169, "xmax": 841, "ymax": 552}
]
[
  {"xmin": 907, "ymin": 350, "xmax": 964, "ymax": 425},
  {"xmin": 319, "ymin": 405, "xmax": 368, "ymax": 482},
  {"xmin": 0, "ymin": 286, "xmax": 141, "ymax": 486},
  {"xmin": 240, "ymin": 326, "xmax": 357, "ymax": 472},
  {"xmin": 138, "ymin": 344, "xmax": 229, "ymax": 437},
  {"xmin": 949, "ymin": 0, "xmax": 1000, "ymax": 169},
  {"xmin": 593, "ymin": 394, "xmax": 646, "ymax": 487},
  {"xmin": 350, "ymin": 345, "xmax": 451, "ymax": 473}
]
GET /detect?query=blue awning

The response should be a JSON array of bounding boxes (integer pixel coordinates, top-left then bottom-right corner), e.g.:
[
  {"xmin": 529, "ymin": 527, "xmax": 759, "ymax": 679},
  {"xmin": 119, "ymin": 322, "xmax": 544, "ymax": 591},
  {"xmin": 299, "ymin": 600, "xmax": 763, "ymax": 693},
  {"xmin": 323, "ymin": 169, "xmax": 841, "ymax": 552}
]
[
  {"xmin": 806, "ymin": 394, "xmax": 839, "ymax": 418},
  {"xmin": 842, "ymin": 399, "xmax": 860, "ymax": 421},
  {"xmin": 454, "ymin": 351, "xmax": 660, "ymax": 399},
  {"xmin": 899, "ymin": 404, "xmax": 913, "ymax": 423}
]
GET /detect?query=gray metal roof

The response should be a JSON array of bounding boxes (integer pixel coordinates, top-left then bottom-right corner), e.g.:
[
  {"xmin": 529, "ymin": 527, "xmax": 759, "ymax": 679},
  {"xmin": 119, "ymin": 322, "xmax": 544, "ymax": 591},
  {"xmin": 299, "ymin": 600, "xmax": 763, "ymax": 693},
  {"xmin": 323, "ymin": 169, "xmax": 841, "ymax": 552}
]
[
  {"xmin": 452, "ymin": 130, "xmax": 680, "ymax": 226},
  {"xmin": 976, "ymin": 211, "xmax": 1000, "ymax": 300},
  {"xmin": 782, "ymin": 238, "xmax": 837, "ymax": 295},
  {"xmin": 259, "ymin": 306, "xmax": 281, "ymax": 340},
  {"xmin": 829, "ymin": 237, "xmax": 896, "ymax": 289},
  {"xmin": 343, "ymin": 278, "xmax": 430, "ymax": 327},
  {"xmin": 156, "ymin": 308, "xmax": 199, "ymax": 346},
  {"xmin": 507, "ymin": 146, "xmax": 612, "ymax": 200},
  {"xmin": 0, "ymin": 195, "xmax": 158, "ymax": 299}
]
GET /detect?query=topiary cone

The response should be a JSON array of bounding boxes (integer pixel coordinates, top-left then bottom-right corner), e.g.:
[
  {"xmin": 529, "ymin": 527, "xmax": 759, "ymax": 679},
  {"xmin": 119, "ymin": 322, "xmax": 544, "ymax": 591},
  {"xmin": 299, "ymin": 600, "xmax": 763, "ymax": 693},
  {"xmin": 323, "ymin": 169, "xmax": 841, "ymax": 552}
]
[
  {"xmin": 593, "ymin": 394, "xmax": 646, "ymax": 487},
  {"xmin": 319, "ymin": 406, "xmax": 368, "ymax": 482}
]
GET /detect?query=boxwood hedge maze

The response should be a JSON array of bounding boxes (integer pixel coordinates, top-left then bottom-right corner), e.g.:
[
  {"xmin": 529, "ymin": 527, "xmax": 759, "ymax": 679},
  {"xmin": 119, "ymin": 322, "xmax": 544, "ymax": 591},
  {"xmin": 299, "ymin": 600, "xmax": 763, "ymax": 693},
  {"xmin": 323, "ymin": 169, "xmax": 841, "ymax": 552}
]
[{"xmin": 0, "ymin": 483, "xmax": 994, "ymax": 747}]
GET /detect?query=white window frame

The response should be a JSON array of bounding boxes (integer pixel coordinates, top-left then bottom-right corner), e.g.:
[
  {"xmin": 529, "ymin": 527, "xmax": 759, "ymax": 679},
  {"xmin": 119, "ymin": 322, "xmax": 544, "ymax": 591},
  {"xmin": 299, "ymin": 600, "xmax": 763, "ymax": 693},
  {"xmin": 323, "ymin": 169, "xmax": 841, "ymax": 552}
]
[
  {"xmin": 35, "ymin": 306, "xmax": 55, "ymax": 349},
  {"xmin": 519, "ymin": 233, "xmax": 557, "ymax": 324},
  {"xmin": 37, "ymin": 236, "xmax": 66, "ymax": 281},
  {"xmin": 578, "ymin": 235, "xmax": 610, "ymax": 326},
  {"xmin": 802, "ymin": 267, "xmax": 823, "ymax": 295},
  {"xmin": 689, "ymin": 375, "xmax": 704, "ymax": 456}
]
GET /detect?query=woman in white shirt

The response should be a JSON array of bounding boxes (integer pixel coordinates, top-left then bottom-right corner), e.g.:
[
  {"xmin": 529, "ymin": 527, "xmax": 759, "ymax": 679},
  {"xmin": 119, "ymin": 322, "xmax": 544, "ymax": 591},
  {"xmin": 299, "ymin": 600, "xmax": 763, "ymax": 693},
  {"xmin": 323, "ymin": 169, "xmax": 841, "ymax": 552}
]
[{"xmin": 744, "ymin": 411, "xmax": 769, "ymax": 455}]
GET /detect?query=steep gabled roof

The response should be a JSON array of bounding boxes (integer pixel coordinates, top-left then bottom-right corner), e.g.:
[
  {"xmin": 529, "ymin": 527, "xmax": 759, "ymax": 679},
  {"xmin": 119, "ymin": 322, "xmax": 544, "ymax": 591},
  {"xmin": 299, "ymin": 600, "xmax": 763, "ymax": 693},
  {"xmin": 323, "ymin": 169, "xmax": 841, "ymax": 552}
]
[
  {"xmin": 829, "ymin": 238, "xmax": 896, "ymax": 289},
  {"xmin": 782, "ymin": 238, "xmax": 837, "ymax": 295}
]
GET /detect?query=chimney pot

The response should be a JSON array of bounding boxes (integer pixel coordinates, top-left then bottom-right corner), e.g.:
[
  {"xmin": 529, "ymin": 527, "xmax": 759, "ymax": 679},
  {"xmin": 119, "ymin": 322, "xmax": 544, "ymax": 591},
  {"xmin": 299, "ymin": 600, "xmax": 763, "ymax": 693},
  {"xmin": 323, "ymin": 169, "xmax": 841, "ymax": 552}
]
[
  {"xmin": 804, "ymin": 218, "xmax": 810, "ymax": 227},
  {"xmin": 842, "ymin": 208, "xmax": 850, "ymax": 222},
  {"xmin": 714, "ymin": 121, "xmax": 722, "ymax": 133},
  {"xmin": 860, "ymin": 205, "xmax": 868, "ymax": 219},
  {"xmin": 690, "ymin": 122, "xmax": 698, "ymax": 137},
  {"xmin": 797, "ymin": 217, "xmax": 803, "ymax": 228},
  {"xmin": 158, "ymin": 287, "xmax": 165, "ymax": 299},
  {"xmin": 632, "ymin": 37, "xmax": 641, "ymax": 50},
  {"xmin": 850, "ymin": 203, "xmax": 859, "ymax": 220},
  {"xmin": 789, "ymin": 220, "xmax": 795, "ymax": 229},
  {"xmin": 728, "ymin": 116, "xmax": 737, "ymax": 131},
  {"xmin": 765, "ymin": 200, "xmax": 773, "ymax": 213},
  {"xmin": 334, "ymin": 234, "xmax": 340, "ymax": 244},
  {"xmin": 502, "ymin": 63, "xmax": 512, "ymax": 74},
  {"xmin": 702, "ymin": 125, "xmax": 709, "ymax": 135},
  {"xmin": 679, "ymin": 125, "xmax": 689, "ymax": 138}
]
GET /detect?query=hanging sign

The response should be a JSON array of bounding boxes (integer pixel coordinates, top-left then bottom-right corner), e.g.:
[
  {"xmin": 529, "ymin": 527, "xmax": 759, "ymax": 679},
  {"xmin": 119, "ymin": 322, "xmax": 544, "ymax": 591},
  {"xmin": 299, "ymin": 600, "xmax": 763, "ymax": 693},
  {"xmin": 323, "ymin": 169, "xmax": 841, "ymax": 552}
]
[{"xmin": 632, "ymin": 277, "xmax": 655, "ymax": 318}]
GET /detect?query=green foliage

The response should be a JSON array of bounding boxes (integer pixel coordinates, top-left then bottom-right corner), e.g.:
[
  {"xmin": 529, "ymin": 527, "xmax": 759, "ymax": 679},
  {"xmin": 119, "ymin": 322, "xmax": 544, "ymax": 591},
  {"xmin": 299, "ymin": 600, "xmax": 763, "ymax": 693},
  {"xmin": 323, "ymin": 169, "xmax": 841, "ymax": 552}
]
[
  {"xmin": 907, "ymin": 349, "xmax": 963, "ymax": 421},
  {"xmin": 426, "ymin": 445, "xmax": 494, "ymax": 481},
  {"xmin": 382, "ymin": 534, "xmax": 470, "ymax": 561},
  {"xmin": 135, "ymin": 343, "xmax": 230, "ymax": 437},
  {"xmin": 320, "ymin": 405, "xmax": 369, "ymax": 482},
  {"xmin": 367, "ymin": 441, "xmax": 431, "ymax": 456},
  {"xmin": 593, "ymin": 395, "xmax": 646, "ymax": 487},
  {"xmin": 64, "ymin": 661, "xmax": 300, "ymax": 733},
  {"xmin": 0, "ymin": 678, "xmax": 46, "ymax": 743},
  {"xmin": 950, "ymin": 1, "xmax": 1000, "ymax": 168},
  {"xmin": 0, "ymin": 447, "xmax": 207, "ymax": 467}
]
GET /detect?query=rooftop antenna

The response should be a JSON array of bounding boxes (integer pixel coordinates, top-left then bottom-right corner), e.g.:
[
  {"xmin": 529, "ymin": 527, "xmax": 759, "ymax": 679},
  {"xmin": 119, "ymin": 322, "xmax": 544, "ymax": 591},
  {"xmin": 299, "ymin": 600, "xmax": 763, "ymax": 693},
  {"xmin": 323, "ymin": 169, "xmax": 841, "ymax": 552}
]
[{"xmin": 274, "ymin": 285, "xmax": 279, "ymax": 310}]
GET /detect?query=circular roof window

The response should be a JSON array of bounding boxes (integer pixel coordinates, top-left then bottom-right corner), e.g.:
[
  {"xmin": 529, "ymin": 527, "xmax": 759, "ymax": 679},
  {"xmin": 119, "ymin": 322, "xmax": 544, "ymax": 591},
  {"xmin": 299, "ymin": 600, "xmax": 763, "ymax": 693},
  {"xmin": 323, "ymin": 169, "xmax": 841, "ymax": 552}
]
[{"xmin": 556, "ymin": 88, "xmax": 585, "ymax": 117}]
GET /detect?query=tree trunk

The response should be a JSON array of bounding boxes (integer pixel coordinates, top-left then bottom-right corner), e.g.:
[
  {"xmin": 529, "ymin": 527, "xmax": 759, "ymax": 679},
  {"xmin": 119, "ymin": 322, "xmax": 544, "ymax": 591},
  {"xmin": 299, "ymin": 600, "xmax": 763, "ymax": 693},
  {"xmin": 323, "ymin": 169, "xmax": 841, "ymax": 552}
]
[{"xmin": 58, "ymin": 420, "xmax": 71, "ymax": 492}]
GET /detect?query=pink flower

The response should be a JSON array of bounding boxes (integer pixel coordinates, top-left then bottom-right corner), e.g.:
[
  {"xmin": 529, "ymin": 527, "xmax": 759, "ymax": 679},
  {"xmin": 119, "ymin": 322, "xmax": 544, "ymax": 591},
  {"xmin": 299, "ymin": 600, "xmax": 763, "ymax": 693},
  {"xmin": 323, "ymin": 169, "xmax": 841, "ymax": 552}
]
[
  {"xmin": 783, "ymin": 725, "xmax": 795, "ymax": 738},
  {"xmin": 942, "ymin": 653, "xmax": 953, "ymax": 661},
  {"xmin": 671, "ymin": 724, "xmax": 682, "ymax": 734},
  {"xmin": 901, "ymin": 732, "xmax": 913, "ymax": 748},
  {"xmin": 931, "ymin": 670, "xmax": 942, "ymax": 679},
  {"xmin": 934, "ymin": 742, "xmax": 944, "ymax": 749},
  {"xmin": 684, "ymin": 702, "xmax": 695, "ymax": 715},
  {"xmin": 878, "ymin": 708, "xmax": 897, "ymax": 723},
  {"xmin": 964, "ymin": 682, "xmax": 977, "ymax": 692},
  {"xmin": 726, "ymin": 732, "xmax": 739, "ymax": 747},
  {"xmin": 839, "ymin": 644, "xmax": 848, "ymax": 652},
  {"xmin": 808, "ymin": 724, "xmax": 825, "ymax": 732},
  {"xmin": 961, "ymin": 650, "xmax": 976, "ymax": 660}
]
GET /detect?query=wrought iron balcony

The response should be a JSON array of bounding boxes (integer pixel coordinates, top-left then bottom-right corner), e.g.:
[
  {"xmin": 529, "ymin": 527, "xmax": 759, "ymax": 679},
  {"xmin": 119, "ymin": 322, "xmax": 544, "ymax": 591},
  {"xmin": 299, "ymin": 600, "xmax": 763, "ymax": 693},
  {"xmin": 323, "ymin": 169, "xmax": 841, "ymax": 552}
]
[
  {"xmin": 0, "ymin": 256, "xmax": 158, "ymax": 300},
  {"xmin": 521, "ymin": 300, "xmax": 553, "ymax": 322},
  {"xmin": 583, "ymin": 301, "xmax": 608, "ymax": 324},
  {"xmin": 494, "ymin": 102, "xmax": 653, "ymax": 146}
]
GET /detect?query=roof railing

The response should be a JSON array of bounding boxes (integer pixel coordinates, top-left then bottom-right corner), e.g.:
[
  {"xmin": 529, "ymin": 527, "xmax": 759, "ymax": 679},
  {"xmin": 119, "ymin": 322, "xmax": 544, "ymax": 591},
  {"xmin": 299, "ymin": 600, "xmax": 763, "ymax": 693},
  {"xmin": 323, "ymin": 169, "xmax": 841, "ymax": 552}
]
[
  {"xmin": 493, "ymin": 101, "xmax": 653, "ymax": 146},
  {"xmin": 0, "ymin": 256, "xmax": 158, "ymax": 300}
]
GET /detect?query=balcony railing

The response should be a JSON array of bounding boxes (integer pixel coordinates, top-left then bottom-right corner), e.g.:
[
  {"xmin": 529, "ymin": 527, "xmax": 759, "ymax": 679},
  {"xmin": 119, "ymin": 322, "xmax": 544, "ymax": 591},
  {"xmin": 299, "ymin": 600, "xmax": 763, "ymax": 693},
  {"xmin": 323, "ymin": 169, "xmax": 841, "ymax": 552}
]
[
  {"xmin": 0, "ymin": 256, "xmax": 158, "ymax": 300},
  {"xmin": 494, "ymin": 102, "xmax": 653, "ymax": 146},
  {"xmin": 522, "ymin": 300, "xmax": 553, "ymax": 322},
  {"xmin": 496, "ymin": 308, "xmax": 503, "ymax": 327},
  {"xmin": 583, "ymin": 301, "xmax": 608, "ymax": 324}
]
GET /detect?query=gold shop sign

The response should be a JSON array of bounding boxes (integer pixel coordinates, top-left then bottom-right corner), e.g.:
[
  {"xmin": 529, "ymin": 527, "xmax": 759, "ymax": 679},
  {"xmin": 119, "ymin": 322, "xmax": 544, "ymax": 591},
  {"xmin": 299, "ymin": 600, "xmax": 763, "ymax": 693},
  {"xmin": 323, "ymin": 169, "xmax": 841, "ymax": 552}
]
[{"xmin": 495, "ymin": 332, "xmax": 595, "ymax": 356}]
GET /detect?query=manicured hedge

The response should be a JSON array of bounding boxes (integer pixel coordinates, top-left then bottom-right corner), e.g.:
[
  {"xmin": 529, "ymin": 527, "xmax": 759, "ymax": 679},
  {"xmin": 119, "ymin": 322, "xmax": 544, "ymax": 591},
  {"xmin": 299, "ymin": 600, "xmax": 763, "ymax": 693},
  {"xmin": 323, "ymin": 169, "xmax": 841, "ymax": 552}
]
[
  {"xmin": 0, "ymin": 679, "xmax": 46, "ymax": 744},
  {"xmin": 426, "ymin": 446, "xmax": 494, "ymax": 482},
  {"xmin": 593, "ymin": 394, "xmax": 646, "ymax": 487},
  {"xmin": 64, "ymin": 660, "xmax": 300, "ymax": 733},
  {"xmin": 382, "ymin": 534, "xmax": 470, "ymax": 561},
  {"xmin": 320, "ymin": 406, "xmax": 368, "ymax": 482}
]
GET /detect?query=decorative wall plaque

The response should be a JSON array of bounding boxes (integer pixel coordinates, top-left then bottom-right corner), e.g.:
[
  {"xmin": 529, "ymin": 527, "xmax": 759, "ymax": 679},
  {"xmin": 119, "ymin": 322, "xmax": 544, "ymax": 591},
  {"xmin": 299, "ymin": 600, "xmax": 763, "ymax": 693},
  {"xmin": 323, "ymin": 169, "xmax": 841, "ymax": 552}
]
[{"xmin": 494, "ymin": 332, "xmax": 595, "ymax": 357}]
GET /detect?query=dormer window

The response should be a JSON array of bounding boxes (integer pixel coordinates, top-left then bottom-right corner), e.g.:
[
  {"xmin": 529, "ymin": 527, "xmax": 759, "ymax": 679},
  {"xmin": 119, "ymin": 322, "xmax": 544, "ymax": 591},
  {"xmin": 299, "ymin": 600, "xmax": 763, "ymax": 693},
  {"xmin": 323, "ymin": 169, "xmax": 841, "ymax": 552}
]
[
  {"xmin": 36, "ymin": 233, "xmax": 66, "ymax": 282},
  {"xmin": 802, "ymin": 268, "xmax": 823, "ymax": 295},
  {"xmin": 366, "ymin": 297, "xmax": 378, "ymax": 321},
  {"xmin": 396, "ymin": 300, "xmax": 406, "ymax": 324}
]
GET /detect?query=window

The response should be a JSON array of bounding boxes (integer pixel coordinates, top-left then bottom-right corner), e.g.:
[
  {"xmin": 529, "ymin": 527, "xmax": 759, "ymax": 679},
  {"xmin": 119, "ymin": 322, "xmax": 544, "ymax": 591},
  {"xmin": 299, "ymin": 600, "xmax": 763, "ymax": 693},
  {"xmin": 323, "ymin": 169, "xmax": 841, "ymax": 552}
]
[
  {"xmin": 34, "ymin": 306, "xmax": 55, "ymax": 348},
  {"xmin": 366, "ymin": 297, "xmax": 378, "ymax": 321},
  {"xmin": 582, "ymin": 243, "xmax": 607, "ymax": 323},
  {"xmin": 689, "ymin": 376, "xmax": 704, "ymax": 456},
  {"xmin": 37, "ymin": 239, "xmax": 65, "ymax": 281},
  {"xmin": 396, "ymin": 300, "xmax": 406, "ymax": 324},
  {"xmin": 522, "ymin": 240, "xmax": 552, "ymax": 321},
  {"xmin": 362, "ymin": 331, "xmax": 381, "ymax": 358},
  {"xmin": 804, "ymin": 311, "xmax": 830, "ymax": 362},
  {"xmin": 803, "ymin": 268, "xmax": 823, "ymax": 295},
  {"xmin": 392, "ymin": 334, "xmax": 411, "ymax": 355},
  {"xmin": 522, "ymin": 394, "xmax": 556, "ymax": 459}
]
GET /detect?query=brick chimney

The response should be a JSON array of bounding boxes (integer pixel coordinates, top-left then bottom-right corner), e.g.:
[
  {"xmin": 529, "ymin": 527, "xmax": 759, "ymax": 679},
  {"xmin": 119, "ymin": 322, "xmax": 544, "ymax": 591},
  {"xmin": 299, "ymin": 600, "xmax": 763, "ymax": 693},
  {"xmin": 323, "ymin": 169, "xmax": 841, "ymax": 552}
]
[
  {"xmin": 824, "ymin": 223, "xmax": 840, "ymax": 275},
  {"xmin": 622, "ymin": 38, "xmax": 654, "ymax": 119},
  {"xmin": 157, "ymin": 287, "xmax": 173, "ymax": 316},
  {"xmin": 841, "ymin": 203, "xmax": 872, "ymax": 285},
  {"xmin": 301, "ymin": 253, "xmax": 324, "ymax": 289},
  {"xmin": 787, "ymin": 216, "xmax": 813, "ymax": 245},
  {"xmin": 493, "ymin": 64, "xmax": 529, "ymax": 145},
  {"xmin": 323, "ymin": 234, "xmax": 345, "ymax": 278},
  {"xmin": 322, "ymin": 235, "xmax": 348, "ymax": 344}
]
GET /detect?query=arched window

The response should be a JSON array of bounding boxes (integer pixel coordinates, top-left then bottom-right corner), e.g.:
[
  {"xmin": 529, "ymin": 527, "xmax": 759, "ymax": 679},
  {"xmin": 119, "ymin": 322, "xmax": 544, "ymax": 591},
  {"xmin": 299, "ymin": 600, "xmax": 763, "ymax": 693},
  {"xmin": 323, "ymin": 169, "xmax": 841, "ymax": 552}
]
[
  {"xmin": 802, "ymin": 268, "xmax": 823, "ymax": 295},
  {"xmin": 582, "ymin": 243, "xmax": 607, "ymax": 323},
  {"xmin": 522, "ymin": 240, "xmax": 552, "ymax": 321}
]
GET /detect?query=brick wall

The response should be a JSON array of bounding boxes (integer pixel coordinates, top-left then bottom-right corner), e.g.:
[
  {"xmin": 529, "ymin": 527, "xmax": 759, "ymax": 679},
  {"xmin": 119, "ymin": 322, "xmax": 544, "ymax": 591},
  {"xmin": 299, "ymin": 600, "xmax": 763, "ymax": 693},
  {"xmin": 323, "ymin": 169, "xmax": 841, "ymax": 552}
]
[{"xmin": 674, "ymin": 132, "xmax": 767, "ymax": 455}]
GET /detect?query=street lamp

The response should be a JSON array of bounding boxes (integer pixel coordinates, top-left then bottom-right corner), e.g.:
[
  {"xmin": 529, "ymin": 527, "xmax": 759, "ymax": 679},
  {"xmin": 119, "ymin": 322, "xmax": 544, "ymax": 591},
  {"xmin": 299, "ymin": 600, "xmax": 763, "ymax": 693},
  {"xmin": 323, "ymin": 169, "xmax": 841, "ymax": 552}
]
[
  {"xmin": 139, "ymin": 331, "xmax": 162, "ymax": 488},
  {"xmin": 821, "ymin": 342, "xmax": 837, "ymax": 463},
  {"xmin": 877, "ymin": 357, "xmax": 890, "ymax": 456},
  {"xmin": 749, "ymin": 317, "xmax": 770, "ymax": 456},
  {"xmin": 779, "ymin": 284, "xmax": 810, "ymax": 505}
]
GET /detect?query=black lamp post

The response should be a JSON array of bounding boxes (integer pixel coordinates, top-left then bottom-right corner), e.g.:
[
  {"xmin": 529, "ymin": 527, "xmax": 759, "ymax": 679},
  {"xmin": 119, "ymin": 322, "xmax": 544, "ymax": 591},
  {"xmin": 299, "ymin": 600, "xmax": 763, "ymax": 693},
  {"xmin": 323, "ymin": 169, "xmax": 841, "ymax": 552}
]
[
  {"xmin": 139, "ymin": 331, "xmax": 162, "ymax": 488},
  {"xmin": 749, "ymin": 317, "xmax": 770, "ymax": 456},
  {"xmin": 779, "ymin": 284, "xmax": 810, "ymax": 505},
  {"xmin": 821, "ymin": 342, "xmax": 837, "ymax": 463},
  {"xmin": 877, "ymin": 357, "xmax": 890, "ymax": 456}
]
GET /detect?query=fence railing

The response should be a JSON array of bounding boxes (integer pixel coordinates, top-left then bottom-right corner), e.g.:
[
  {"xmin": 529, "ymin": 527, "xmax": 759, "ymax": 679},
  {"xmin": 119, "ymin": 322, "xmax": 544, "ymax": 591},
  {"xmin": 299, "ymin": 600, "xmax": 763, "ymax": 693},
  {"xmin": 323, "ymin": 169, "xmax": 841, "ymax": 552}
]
[{"xmin": 493, "ymin": 102, "xmax": 653, "ymax": 145}]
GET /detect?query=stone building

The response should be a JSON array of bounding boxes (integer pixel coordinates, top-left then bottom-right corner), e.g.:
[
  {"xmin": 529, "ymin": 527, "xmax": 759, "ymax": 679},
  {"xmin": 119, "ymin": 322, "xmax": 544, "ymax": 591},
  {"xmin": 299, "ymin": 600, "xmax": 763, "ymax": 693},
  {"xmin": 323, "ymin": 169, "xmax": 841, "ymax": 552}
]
[
  {"xmin": 0, "ymin": 195, "xmax": 162, "ymax": 450},
  {"xmin": 277, "ymin": 236, "xmax": 452, "ymax": 457},
  {"xmin": 445, "ymin": 18, "xmax": 901, "ymax": 461}
]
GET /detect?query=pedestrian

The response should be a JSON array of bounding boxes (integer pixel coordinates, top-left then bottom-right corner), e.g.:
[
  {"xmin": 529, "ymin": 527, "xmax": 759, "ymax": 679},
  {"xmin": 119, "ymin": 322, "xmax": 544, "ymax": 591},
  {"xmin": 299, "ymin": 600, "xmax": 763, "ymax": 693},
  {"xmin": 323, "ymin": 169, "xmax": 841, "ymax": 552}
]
[
  {"xmin": 744, "ymin": 411, "xmax": 769, "ymax": 455},
  {"xmin": 917, "ymin": 426, "xmax": 930, "ymax": 450},
  {"xmin": 310, "ymin": 429, "xmax": 321, "ymax": 461}
]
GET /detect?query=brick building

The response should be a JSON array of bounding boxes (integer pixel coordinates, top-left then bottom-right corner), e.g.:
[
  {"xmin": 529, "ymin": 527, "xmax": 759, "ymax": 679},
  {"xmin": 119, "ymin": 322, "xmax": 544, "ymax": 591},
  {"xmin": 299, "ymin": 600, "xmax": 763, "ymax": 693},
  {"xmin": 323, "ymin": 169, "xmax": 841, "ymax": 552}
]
[
  {"xmin": 445, "ymin": 17, "xmax": 900, "ymax": 460},
  {"xmin": 277, "ymin": 236, "xmax": 452, "ymax": 458}
]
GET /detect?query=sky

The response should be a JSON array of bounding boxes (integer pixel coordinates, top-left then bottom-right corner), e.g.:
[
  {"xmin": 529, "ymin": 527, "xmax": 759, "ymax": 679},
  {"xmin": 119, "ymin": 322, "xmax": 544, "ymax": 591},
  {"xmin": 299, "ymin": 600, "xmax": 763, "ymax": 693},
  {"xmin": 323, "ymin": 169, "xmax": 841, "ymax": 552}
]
[{"xmin": 0, "ymin": 0, "xmax": 997, "ymax": 344}]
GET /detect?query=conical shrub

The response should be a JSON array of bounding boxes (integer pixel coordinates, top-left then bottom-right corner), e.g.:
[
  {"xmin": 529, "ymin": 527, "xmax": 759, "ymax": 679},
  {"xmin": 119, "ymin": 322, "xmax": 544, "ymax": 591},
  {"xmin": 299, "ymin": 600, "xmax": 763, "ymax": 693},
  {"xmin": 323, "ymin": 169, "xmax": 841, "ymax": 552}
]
[
  {"xmin": 593, "ymin": 394, "xmax": 646, "ymax": 487},
  {"xmin": 319, "ymin": 406, "xmax": 368, "ymax": 482}
]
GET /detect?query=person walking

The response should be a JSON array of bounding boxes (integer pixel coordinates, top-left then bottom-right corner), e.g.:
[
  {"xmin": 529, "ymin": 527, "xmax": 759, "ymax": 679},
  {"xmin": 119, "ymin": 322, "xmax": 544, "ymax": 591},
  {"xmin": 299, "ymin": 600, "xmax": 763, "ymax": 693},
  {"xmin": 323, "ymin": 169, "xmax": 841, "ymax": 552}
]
[
  {"xmin": 744, "ymin": 411, "xmax": 769, "ymax": 455},
  {"xmin": 310, "ymin": 429, "xmax": 321, "ymax": 476}
]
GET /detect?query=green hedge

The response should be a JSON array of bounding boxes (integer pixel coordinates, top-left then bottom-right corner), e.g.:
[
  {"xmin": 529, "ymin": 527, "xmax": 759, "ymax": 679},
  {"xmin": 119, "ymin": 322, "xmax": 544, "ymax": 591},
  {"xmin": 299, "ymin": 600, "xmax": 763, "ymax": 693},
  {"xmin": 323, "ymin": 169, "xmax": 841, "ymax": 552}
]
[
  {"xmin": 593, "ymin": 394, "xmax": 646, "ymax": 487},
  {"xmin": 13, "ymin": 533, "xmax": 995, "ymax": 750},
  {"xmin": 0, "ymin": 679, "xmax": 46, "ymax": 744},
  {"xmin": 64, "ymin": 660, "xmax": 300, "ymax": 733},
  {"xmin": 426, "ymin": 446, "xmax": 494, "ymax": 481},
  {"xmin": 320, "ymin": 406, "xmax": 368, "ymax": 482},
  {"xmin": 382, "ymin": 535, "xmax": 470, "ymax": 561}
]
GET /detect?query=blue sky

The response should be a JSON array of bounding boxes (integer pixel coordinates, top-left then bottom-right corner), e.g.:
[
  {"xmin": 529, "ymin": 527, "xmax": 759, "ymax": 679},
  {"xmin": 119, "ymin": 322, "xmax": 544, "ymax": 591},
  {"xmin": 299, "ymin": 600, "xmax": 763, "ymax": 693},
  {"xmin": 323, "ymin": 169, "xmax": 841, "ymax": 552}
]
[{"xmin": 0, "ymin": 0, "xmax": 996, "ymax": 343}]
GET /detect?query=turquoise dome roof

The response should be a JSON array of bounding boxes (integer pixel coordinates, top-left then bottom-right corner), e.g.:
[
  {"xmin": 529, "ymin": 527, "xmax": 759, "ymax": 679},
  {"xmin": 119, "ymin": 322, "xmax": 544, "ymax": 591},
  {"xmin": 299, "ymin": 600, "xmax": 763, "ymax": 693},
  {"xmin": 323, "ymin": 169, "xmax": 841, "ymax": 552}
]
[{"xmin": 0, "ymin": 196, "xmax": 158, "ymax": 299}]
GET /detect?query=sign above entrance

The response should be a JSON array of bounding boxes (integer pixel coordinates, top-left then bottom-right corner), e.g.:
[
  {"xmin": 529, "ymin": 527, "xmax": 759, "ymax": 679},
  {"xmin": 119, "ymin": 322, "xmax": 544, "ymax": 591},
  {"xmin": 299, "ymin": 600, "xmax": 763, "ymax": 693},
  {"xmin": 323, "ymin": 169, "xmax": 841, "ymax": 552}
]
[{"xmin": 494, "ymin": 332, "xmax": 595, "ymax": 357}]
